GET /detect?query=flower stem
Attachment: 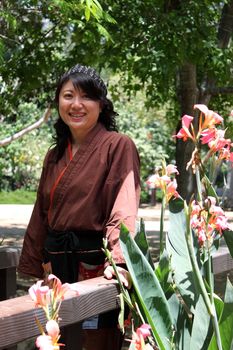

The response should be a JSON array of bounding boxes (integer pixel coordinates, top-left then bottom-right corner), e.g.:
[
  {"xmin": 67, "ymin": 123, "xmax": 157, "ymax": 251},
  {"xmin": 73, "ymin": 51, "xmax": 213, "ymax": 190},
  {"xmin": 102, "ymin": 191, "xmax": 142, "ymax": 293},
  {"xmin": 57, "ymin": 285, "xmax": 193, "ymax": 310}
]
[
  {"xmin": 184, "ymin": 204, "xmax": 222, "ymax": 350},
  {"xmin": 195, "ymin": 166, "xmax": 202, "ymax": 202},
  {"xmin": 159, "ymin": 196, "xmax": 166, "ymax": 256}
]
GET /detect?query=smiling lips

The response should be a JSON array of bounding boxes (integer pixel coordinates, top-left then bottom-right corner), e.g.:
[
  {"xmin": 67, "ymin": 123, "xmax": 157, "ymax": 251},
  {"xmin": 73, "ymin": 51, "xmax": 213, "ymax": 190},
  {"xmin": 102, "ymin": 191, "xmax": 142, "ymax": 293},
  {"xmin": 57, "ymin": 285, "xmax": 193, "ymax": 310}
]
[{"xmin": 69, "ymin": 112, "xmax": 85, "ymax": 120}]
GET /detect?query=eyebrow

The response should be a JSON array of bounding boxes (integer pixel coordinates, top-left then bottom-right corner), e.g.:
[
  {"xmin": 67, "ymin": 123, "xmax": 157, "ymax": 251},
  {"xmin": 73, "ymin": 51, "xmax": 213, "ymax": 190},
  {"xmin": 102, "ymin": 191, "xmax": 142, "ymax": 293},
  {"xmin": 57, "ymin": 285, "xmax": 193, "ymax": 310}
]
[{"xmin": 62, "ymin": 89, "xmax": 74, "ymax": 93}]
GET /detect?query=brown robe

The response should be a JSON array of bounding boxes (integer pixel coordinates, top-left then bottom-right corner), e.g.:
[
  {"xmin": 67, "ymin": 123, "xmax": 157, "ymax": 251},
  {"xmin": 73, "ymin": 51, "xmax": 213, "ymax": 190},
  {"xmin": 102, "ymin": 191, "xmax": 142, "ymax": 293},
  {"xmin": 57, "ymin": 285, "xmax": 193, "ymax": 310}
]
[{"xmin": 18, "ymin": 123, "xmax": 141, "ymax": 278}]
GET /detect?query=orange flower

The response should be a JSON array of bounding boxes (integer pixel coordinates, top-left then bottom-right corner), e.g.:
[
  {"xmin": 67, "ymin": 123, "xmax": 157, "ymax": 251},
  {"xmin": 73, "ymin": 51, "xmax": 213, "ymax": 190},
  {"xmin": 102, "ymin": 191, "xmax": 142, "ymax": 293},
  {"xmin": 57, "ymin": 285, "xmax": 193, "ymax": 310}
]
[{"xmin": 194, "ymin": 104, "xmax": 223, "ymax": 130}]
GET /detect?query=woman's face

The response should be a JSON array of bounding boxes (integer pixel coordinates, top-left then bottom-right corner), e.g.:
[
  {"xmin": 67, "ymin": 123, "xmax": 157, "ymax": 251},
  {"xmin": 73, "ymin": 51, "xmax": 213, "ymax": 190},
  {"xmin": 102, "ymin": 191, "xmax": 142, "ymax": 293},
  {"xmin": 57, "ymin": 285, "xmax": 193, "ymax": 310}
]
[{"xmin": 59, "ymin": 79, "xmax": 102, "ymax": 141}]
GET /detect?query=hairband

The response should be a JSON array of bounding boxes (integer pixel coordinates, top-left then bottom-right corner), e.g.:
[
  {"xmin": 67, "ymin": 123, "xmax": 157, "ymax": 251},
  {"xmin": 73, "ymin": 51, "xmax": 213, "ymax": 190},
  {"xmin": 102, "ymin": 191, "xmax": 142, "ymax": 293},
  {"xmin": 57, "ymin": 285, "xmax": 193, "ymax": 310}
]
[{"xmin": 66, "ymin": 64, "xmax": 107, "ymax": 96}]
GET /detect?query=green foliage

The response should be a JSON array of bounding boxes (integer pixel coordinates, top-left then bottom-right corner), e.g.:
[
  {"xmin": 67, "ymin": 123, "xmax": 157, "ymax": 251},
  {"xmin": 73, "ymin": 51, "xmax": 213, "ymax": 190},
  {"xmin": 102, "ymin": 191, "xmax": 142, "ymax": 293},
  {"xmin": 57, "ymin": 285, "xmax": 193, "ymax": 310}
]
[
  {"xmin": 103, "ymin": 0, "xmax": 233, "ymax": 113},
  {"xmin": 0, "ymin": 102, "xmax": 52, "ymax": 190},
  {"xmin": 0, "ymin": 0, "xmax": 113, "ymax": 117},
  {"xmin": 111, "ymin": 83, "xmax": 175, "ymax": 179}
]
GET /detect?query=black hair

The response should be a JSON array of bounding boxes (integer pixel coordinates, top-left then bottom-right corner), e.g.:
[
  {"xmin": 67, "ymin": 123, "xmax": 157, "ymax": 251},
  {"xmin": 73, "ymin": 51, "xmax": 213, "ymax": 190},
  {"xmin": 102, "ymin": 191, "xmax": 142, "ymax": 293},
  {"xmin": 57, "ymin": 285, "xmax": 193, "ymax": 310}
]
[{"xmin": 53, "ymin": 68, "xmax": 118, "ymax": 161}]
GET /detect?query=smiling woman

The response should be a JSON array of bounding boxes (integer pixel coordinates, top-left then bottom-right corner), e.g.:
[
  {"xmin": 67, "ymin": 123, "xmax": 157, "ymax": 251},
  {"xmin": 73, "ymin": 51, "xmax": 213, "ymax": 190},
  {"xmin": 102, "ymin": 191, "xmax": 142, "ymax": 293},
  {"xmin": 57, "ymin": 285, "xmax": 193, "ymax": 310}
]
[
  {"xmin": 58, "ymin": 80, "xmax": 102, "ymax": 150},
  {"xmin": 18, "ymin": 64, "xmax": 141, "ymax": 350}
]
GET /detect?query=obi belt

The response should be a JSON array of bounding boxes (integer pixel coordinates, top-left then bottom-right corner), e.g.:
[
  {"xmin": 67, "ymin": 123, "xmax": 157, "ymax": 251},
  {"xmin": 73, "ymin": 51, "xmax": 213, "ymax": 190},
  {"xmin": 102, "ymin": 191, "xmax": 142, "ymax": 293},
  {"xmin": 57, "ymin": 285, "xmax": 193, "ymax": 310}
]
[{"xmin": 44, "ymin": 227, "xmax": 105, "ymax": 284}]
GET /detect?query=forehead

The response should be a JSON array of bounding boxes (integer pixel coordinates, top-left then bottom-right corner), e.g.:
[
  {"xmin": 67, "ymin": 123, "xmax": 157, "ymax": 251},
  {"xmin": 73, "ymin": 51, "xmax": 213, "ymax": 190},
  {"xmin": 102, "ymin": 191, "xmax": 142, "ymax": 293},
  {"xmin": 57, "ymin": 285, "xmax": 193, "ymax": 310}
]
[{"xmin": 60, "ymin": 79, "xmax": 82, "ymax": 92}]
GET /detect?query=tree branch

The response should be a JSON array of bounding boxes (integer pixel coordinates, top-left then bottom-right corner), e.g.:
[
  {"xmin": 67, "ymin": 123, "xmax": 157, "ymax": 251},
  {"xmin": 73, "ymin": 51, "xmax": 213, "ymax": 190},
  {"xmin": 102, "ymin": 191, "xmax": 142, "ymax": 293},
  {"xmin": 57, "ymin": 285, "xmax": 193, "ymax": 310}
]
[
  {"xmin": 204, "ymin": 86, "xmax": 233, "ymax": 95},
  {"xmin": 0, "ymin": 105, "xmax": 51, "ymax": 147}
]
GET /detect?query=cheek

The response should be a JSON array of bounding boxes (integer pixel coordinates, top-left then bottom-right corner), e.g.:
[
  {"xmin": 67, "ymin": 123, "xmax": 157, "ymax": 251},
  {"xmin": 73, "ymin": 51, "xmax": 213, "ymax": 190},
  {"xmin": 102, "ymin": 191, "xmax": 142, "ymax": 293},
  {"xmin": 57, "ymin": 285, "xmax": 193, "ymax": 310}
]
[{"xmin": 59, "ymin": 100, "xmax": 68, "ymax": 115}]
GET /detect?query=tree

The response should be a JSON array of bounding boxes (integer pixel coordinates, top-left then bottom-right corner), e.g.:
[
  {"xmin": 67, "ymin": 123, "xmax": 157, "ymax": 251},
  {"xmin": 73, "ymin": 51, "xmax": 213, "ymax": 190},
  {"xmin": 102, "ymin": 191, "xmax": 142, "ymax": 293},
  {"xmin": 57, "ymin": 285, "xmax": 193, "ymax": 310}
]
[
  {"xmin": 1, "ymin": 0, "xmax": 233, "ymax": 201},
  {"xmin": 0, "ymin": 0, "xmax": 115, "ymax": 116},
  {"xmin": 101, "ymin": 0, "xmax": 233, "ymax": 200}
]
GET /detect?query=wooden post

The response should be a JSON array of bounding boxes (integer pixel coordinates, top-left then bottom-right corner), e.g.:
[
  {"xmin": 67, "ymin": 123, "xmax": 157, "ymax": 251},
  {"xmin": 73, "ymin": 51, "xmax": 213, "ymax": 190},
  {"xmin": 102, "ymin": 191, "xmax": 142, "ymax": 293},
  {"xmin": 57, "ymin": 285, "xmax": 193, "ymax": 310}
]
[
  {"xmin": 0, "ymin": 248, "xmax": 20, "ymax": 301},
  {"xmin": 0, "ymin": 248, "xmax": 20, "ymax": 350}
]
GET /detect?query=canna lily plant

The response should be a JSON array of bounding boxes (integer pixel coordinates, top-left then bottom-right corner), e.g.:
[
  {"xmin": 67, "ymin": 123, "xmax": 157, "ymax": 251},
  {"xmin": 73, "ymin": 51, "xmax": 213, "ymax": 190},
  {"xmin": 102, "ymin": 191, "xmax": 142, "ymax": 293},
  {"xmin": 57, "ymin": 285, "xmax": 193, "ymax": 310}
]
[
  {"xmin": 29, "ymin": 274, "xmax": 73, "ymax": 350},
  {"xmin": 104, "ymin": 104, "xmax": 233, "ymax": 350}
]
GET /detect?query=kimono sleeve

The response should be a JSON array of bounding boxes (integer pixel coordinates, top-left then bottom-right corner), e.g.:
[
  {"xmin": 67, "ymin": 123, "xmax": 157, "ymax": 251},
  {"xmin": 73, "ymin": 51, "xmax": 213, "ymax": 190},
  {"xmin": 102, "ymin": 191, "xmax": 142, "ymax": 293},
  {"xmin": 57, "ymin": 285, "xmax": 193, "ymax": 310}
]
[
  {"xmin": 17, "ymin": 153, "xmax": 50, "ymax": 278},
  {"xmin": 103, "ymin": 135, "xmax": 141, "ymax": 265}
]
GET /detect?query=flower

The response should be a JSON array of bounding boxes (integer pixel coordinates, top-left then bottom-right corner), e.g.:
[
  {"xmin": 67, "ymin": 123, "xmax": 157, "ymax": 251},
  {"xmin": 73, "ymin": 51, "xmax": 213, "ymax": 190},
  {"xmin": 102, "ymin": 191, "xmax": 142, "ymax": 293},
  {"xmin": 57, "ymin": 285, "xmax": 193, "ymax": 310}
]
[
  {"xmin": 166, "ymin": 164, "xmax": 179, "ymax": 176},
  {"xmin": 46, "ymin": 320, "xmax": 60, "ymax": 343},
  {"xmin": 147, "ymin": 164, "xmax": 179, "ymax": 204},
  {"xmin": 190, "ymin": 198, "xmax": 229, "ymax": 246},
  {"xmin": 200, "ymin": 128, "xmax": 216, "ymax": 145},
  {"xmin": 36, "ymin": 334, "xmax": 53, "ymax": 350},
  {"xmin": 174, "ymin": 114, "xmax": 194, "ymax": 141},
  {"xmin": 48, "ymin": 274, "xmax": 71, "ymax": 301},
  {"xmin": 131, "ymin": 324, "xmax": 151, "ymax": 350},
  {"xmin": 194, "ymin": 104, "xmax": 223, "ymax": 129},
  {"xmin": 29, "ymin": 274, "xmax": 73, "ymax": 350},
  {"xmin": 29, "ymin": 280, "xmax": 50, "ymax": 308}
]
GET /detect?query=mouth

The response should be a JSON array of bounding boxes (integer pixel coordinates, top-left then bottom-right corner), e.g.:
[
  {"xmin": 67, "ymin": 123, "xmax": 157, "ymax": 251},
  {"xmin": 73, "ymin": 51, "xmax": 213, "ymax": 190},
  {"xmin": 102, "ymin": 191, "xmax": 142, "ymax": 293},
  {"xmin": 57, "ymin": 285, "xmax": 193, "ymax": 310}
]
[{"xmin": 69, "ymin": 112, "xmax": 85, "ymax": 120}]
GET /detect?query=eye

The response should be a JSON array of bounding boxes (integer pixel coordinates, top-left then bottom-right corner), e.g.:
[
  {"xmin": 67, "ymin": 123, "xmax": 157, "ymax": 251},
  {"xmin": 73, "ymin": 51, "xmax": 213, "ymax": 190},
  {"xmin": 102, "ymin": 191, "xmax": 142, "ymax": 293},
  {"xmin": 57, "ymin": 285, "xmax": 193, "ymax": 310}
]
[
  {"xmin": 63, "ymin": 92, "xmax": 73, "ymax": 99},
  {"xmin": 81, "ymin": 93, "xmax": 92, "ymax": 100}
]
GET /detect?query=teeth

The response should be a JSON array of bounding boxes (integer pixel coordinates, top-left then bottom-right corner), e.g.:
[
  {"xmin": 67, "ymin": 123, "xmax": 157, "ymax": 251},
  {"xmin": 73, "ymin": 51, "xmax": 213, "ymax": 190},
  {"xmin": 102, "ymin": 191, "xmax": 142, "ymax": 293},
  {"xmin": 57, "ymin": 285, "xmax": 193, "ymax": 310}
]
[{"xmin": 70, "ymin": 113, "xmax": 84, "ymax": 117}]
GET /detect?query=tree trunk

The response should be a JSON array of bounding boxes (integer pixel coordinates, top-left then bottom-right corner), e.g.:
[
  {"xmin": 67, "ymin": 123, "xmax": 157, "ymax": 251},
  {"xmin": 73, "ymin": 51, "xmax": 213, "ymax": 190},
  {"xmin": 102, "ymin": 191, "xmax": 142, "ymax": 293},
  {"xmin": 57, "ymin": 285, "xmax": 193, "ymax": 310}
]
[
  {"xmin": 175, "ymin": 1, "xmax": 233, "ymax": 202},
  {"xmin": 175, "ymin": 63, "xmax": 198, "ymax": 201}
]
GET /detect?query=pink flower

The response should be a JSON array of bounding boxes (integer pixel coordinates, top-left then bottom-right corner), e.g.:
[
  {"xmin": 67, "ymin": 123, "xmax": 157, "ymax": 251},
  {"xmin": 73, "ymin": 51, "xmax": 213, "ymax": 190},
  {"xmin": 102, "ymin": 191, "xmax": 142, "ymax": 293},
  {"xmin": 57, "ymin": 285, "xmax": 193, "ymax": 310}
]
[
  {"xmin": 36, "ymin": 335, "xmax": 53, "ymax": 350},
  {"xmin": 166, "ymin": 179, "xmax": 179, "ymax": 202},
  {"xmin": 136, "ymin": 324, "xmax": 151, "ymax": 338},
  {"xmin": 208, "ymin": 129, "xmax": 230, "ymax": 152},
  {"xmin": 166, "ymin": 164, "xmax": 179, "ymax": 176},
  {"xmin": 200, "ymin": 128, "xmax": 216, "ymax": 144},
  {"xmin": 46, "ymin": 320, "xmax": 60, "ymax": 342},
  {"xmin": 29, "ymin": 280, "xmax": 50, "ymax": 308},
  {"xmin": 131, "ymin": 324, "xmax": 151, "ymax": 350},
  {"xmin": 190, "ymin": 198, "xmax": 229, "ymax": 247},
  {"xmin": 174, "ymin": 115, "xmax": 194, "ymax": 141},
  {"xmin": 194, "ymin": 104, "xmax": 223, "ymax": 129},
  {"xmin": 48, "ymin": 274, "xmax": 71, "ymax": 300}
]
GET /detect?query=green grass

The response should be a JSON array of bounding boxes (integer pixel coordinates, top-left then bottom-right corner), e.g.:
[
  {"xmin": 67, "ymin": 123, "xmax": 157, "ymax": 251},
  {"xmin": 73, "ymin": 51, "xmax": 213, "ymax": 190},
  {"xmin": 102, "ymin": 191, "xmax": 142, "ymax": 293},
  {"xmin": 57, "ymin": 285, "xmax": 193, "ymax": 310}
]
[{"xmin": 0, "ymin": 190, "xmax": 36, "ymax": 204}]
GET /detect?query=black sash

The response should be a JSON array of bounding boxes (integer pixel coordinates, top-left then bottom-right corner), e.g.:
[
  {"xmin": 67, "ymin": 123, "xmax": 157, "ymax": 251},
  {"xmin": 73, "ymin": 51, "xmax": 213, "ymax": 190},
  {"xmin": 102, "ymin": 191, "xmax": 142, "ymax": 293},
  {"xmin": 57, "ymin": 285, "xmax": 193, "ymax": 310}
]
[{"xmin": 44, "ymin": 227, "xmax": 105, "ymax": 283}]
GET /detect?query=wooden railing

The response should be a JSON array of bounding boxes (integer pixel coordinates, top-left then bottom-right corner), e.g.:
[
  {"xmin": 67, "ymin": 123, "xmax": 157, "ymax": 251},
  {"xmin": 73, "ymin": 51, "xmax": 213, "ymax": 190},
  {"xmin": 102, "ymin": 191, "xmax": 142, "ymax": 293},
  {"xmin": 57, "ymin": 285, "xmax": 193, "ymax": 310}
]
[
  {"xmin": 0, "ymin": 276, "xmax": 120, "ymax": 350},
  {"xmin": 0, "ymin": 246, "xmax": 232, "ymax": 349}
]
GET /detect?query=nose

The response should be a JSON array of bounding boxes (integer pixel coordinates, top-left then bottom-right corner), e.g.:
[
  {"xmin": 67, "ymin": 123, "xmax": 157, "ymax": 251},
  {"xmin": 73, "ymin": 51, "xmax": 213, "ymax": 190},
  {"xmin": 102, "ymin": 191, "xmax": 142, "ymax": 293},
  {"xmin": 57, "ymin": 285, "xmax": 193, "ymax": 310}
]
[{"xmin": 71, "ymin": 96, "xmax": 84, "ymax": 108}]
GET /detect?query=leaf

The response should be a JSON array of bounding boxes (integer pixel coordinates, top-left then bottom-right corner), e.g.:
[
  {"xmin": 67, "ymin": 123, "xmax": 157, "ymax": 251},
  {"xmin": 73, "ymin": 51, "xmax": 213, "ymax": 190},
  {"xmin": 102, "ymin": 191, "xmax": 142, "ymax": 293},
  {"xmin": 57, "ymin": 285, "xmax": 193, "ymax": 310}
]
[
  {"xmin": 135, "ymin": 218, "xmax": 154, "ymax": 269},
  {"xmin": 223, "ymin": 230, "xmax": 233, "ymax": 259},
  {"xmin": 96, "ymin": 23, "xmax": 113, "ymax": 42},
  {"xmin": 167, "ymin": 293, "xmax": 191, "ymax": 349},
  {"xmin": 120, "ymin": 224, "xmax": 174, "ymax": 350},
  {"xmin": 155, "ymin": 249, "xmax": 172, "ymax": 293},
  {"xmin": 208, "ymin": 279, "xmax": 233, "ymax": 350},
  {"xmin": 190, "ymin": 294, "xmax": 211, "ymax": 350},
  {"xmin": 85, "ymin": 7, "xmax": 91, "ymax": 21},
  {"xmin": 166, "ymin": 211, "xmax": 200, "ymax": 312}
]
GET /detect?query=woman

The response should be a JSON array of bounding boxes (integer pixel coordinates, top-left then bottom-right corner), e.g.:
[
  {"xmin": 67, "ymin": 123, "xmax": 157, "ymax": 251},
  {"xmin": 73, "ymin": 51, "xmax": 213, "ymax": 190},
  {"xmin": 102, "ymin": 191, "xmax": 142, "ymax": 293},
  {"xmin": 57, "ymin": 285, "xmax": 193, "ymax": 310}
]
[{"xmin": 18, "ymin": 64, "xmax": 141, "ymax": 349}]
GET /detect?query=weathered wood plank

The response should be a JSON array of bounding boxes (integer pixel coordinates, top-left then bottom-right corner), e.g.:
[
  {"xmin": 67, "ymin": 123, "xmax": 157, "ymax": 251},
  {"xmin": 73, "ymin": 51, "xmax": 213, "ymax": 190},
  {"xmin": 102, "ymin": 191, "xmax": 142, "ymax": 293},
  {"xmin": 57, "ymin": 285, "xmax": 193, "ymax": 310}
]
[
  {"xmin": 213, "ymin": 247, "xmax": 233, "ymax": 275},
  {"xmin": 0, "ymin": 248, "xmax": 21, "ymax": 269},
  {"xmin": 0, "ymin": 248, "xmax": 20, "ymax": 302},
  {"xmin": 0, "ymin": 277, "xmax": 119, "ymax": 349}
]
